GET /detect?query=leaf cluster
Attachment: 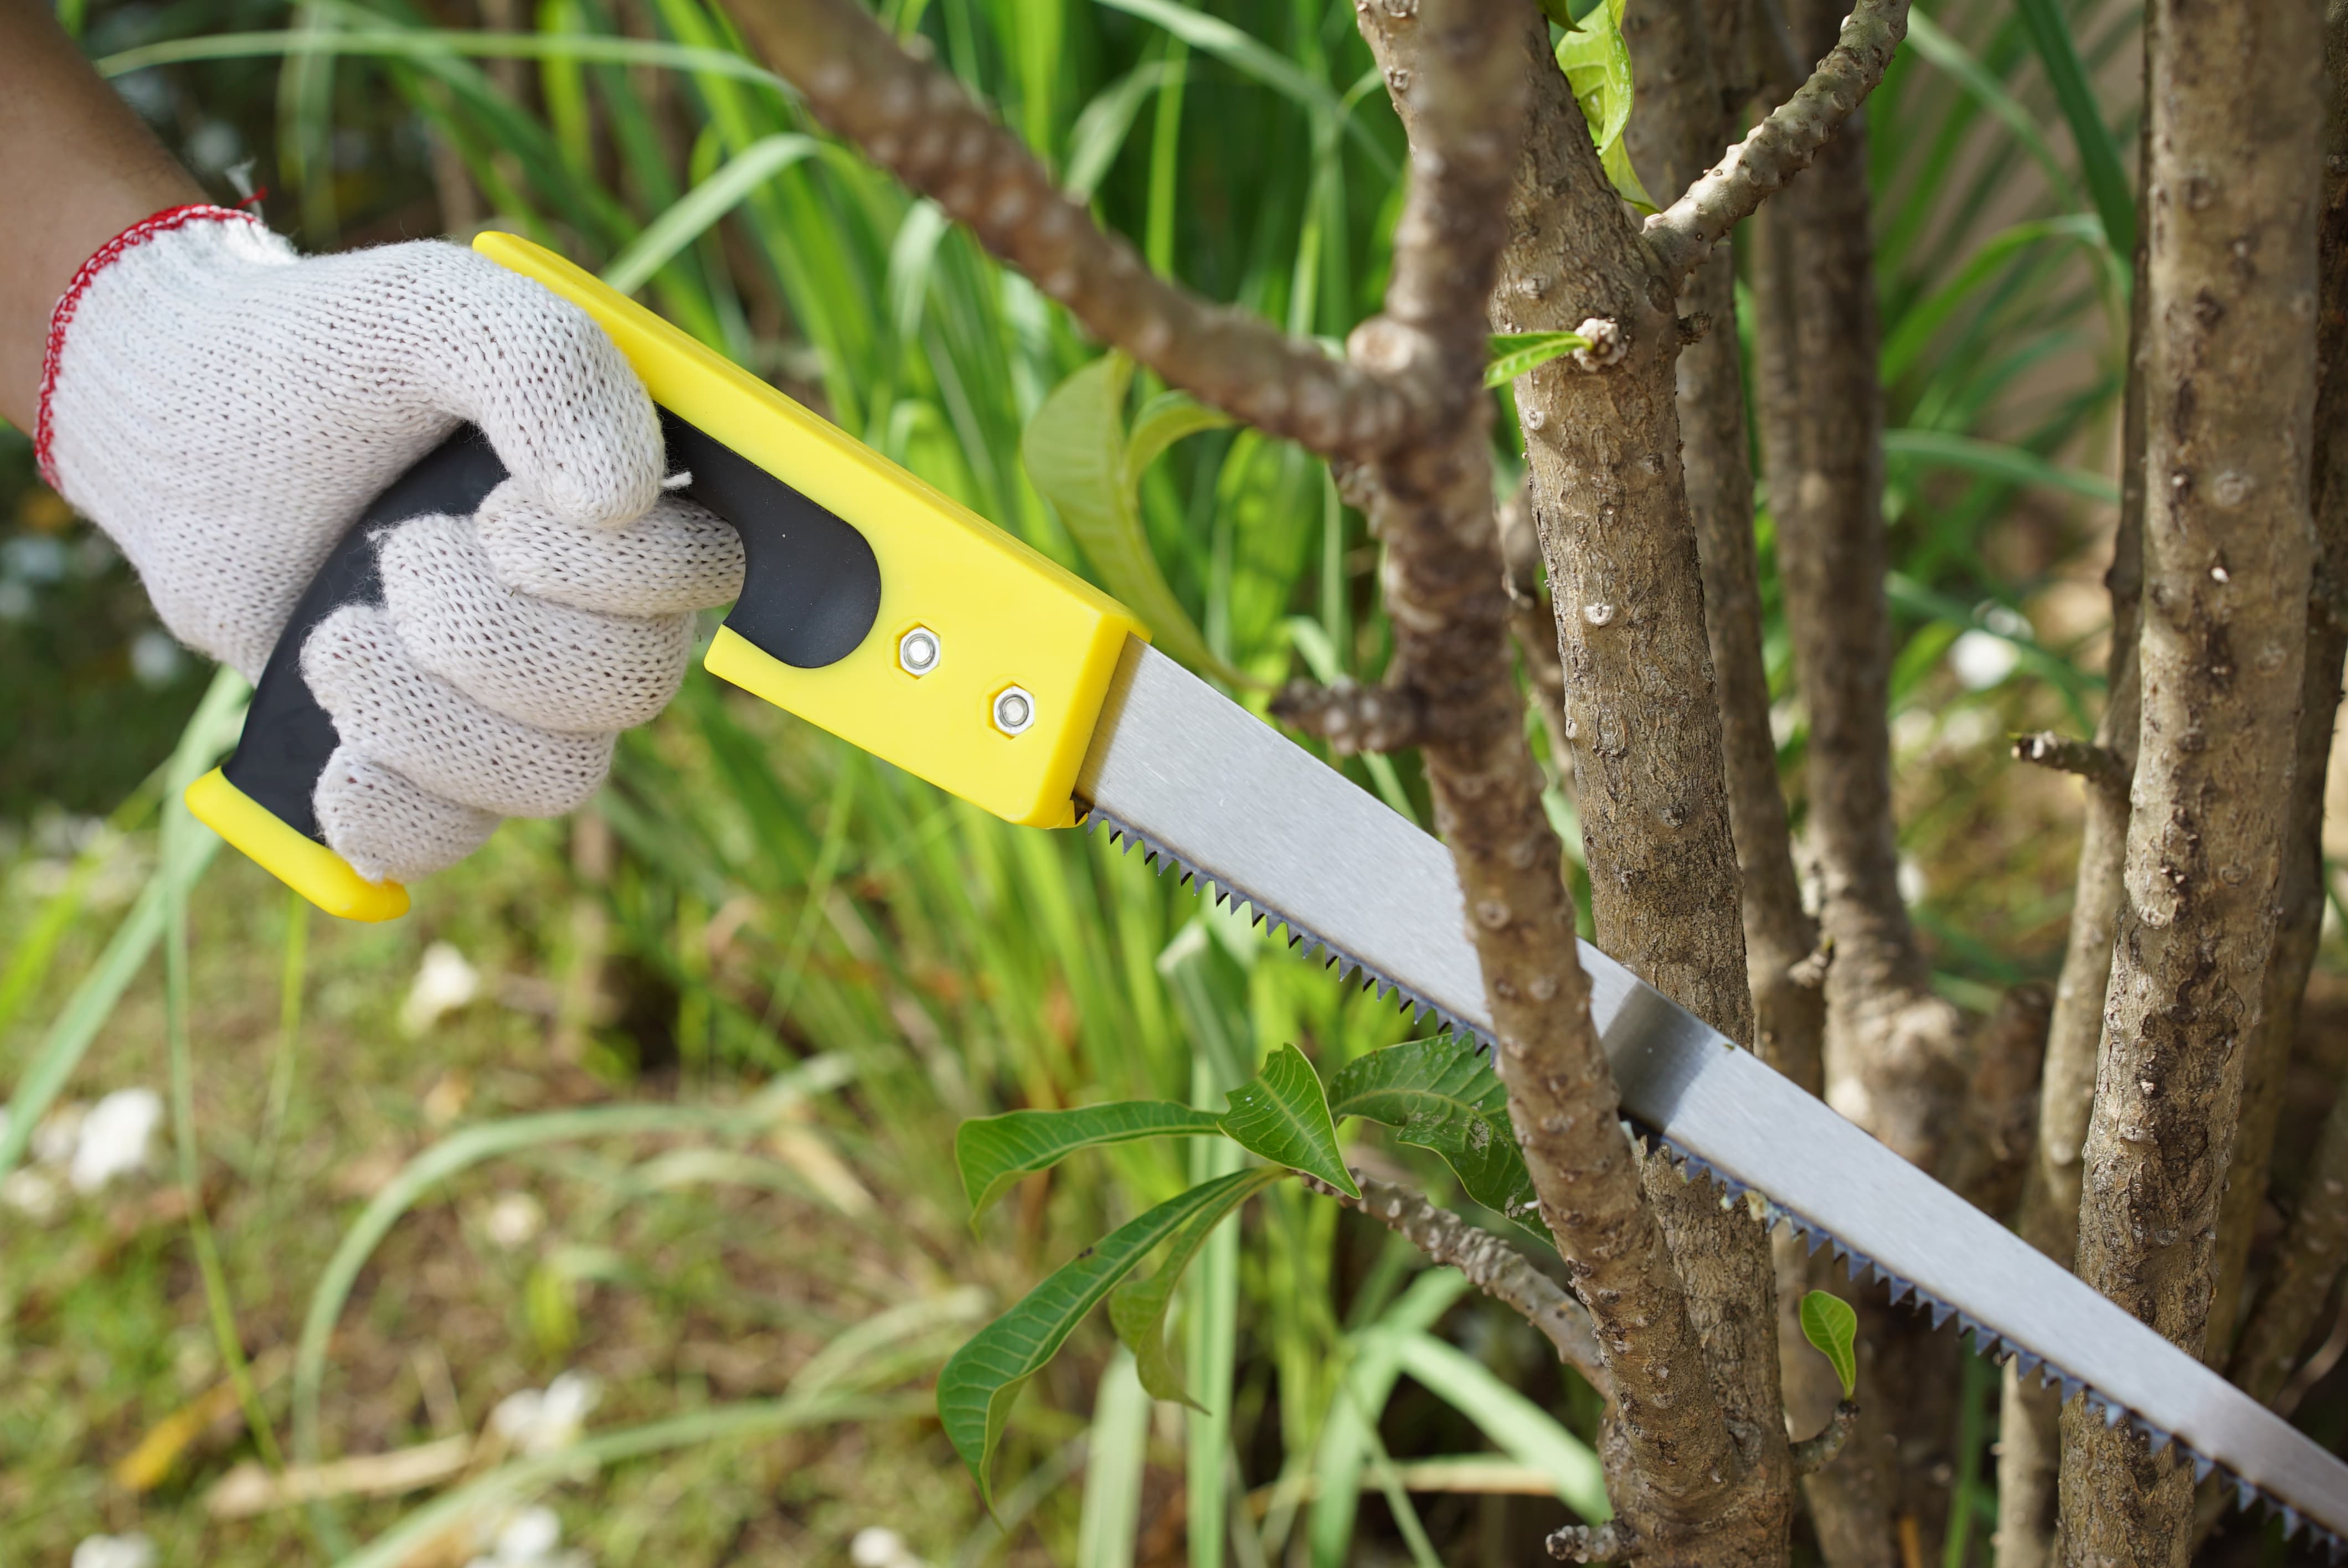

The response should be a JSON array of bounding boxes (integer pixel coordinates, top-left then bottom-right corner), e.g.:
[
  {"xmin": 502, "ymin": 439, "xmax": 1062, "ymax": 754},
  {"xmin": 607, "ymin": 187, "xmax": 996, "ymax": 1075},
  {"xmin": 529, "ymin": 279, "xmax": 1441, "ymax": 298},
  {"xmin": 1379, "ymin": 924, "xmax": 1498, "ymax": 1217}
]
[{"xmin": 941, "ymin": 1033, "xmax": 1536, "ymax": 1503}]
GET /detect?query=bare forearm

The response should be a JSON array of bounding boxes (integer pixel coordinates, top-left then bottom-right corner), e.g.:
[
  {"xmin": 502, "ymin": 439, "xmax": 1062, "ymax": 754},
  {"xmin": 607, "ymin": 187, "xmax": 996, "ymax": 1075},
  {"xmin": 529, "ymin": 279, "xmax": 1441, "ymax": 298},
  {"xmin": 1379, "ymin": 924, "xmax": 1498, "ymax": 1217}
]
[{"xmin": 0, "ymin": 0, "xmax": 202, "ymax": 430}]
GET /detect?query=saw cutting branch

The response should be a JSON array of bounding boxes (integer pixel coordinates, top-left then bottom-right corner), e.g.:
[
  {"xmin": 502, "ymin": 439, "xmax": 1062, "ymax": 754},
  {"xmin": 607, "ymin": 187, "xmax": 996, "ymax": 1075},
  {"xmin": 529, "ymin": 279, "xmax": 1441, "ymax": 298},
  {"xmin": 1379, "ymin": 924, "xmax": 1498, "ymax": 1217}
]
[{"xmin": 187, "ymin": 234, "xmax": 2348, "ymax": 1546}]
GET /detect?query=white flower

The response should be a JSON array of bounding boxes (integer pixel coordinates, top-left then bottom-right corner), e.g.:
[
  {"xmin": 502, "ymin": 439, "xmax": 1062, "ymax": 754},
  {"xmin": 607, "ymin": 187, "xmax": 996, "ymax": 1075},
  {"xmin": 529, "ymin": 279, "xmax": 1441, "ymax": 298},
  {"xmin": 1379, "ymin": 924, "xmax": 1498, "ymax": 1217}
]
[
  {"xmin": 1949, "ymin": 629, "xmax": 2020, "ymax": 691},
  {"xmin": 851, "ymin": 1528, "xmax": 929, "ymax": 1568},
  {"xmin": 463, "ymin": 1503, "xmax": 590, "ymax": 1568},
  {"xmin": 72, "ymin": 1534, "xmax": 157, "ymax": 1568},
  {"xmin": 71, "ymin": 1087, "xmax": 164, "ymax": 1193},
  {"xmin": 1898, "ymin": 857, "xmax": 1929, "ymax": 906},
  {"xmin": 491, "ymin": 1371, "xmax": 601, "ymax": 1455},
  {"xmin": 483, "ymin": 1190, "xmax": 547, "ymax": 1249},
  {"xmin": 400, "ymin": 942, "xmax": 481, "ymax": 1036}
]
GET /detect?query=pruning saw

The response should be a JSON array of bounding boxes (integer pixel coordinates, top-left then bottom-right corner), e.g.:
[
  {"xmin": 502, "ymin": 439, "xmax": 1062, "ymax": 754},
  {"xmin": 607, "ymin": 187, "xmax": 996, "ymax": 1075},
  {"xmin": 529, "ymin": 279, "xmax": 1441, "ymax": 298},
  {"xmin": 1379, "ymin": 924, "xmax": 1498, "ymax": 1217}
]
[{"xmin": 187, "ymin": 232, "xmax": 2348, "ymax": 1542}]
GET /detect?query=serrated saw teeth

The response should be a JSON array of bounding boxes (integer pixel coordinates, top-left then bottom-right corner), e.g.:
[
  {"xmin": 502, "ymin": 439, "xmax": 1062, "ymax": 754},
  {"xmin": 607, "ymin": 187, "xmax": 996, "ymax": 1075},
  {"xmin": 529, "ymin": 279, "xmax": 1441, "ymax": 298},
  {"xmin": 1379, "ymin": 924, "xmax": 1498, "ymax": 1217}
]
[
  {"xmin": 1077, "ymin": 800, "xmax": 2347, "ymax": 1545},
  {"xmin": 1083, "ymin": 805, "xmax": 1486, "ymax": 1039}
]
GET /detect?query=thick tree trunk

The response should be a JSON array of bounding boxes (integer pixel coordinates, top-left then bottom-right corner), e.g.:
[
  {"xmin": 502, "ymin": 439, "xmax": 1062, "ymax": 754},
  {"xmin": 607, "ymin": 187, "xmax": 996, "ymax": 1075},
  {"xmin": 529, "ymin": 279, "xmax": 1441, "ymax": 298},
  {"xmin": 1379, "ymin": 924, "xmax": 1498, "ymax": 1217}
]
[
  {"xmin": 1996, "ymin": 85, "xmax": 2155, "ymax": 1568},
  {"xmin": 1752, "ymin": 1, "xmax": 1962, "ymax": 1540},
  {"xmin": 2056, "ymin": 1, "xmax": 2325, "ymax": 1558},
  {"xmin": 1481, "ymin": 11, "xmax": 1792, "ymax": 1557},
  {"xmin": 2227, "ymin": 0, "xmax": 2348, "ymax": 1421},
  {"xmin": 2203, "ymin": 0, "xmax": 2348, "ymax": 1348}
]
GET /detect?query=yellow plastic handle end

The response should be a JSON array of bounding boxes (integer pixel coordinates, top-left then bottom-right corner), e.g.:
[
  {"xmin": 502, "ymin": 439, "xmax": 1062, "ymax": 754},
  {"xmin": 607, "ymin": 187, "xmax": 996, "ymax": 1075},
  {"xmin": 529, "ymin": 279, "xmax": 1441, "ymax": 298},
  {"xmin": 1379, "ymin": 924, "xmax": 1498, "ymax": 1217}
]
[{"xmin": 184, "ymin": 768, "xmax": 410, "ymax": 922}]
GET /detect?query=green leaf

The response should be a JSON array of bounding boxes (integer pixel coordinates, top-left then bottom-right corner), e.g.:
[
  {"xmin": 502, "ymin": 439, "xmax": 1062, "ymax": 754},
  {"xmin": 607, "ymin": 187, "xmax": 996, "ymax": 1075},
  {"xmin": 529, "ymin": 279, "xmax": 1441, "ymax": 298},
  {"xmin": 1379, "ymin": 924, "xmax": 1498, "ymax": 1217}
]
[
  {"xmin": 1022, "ymin": 354, "xmax": 1244, "ymax": 684},
  {"xmin": 1800, "ymin": 1290, "xmax": 1860, "ymax": 1399},
  {"xmin": 955, "ymin": 1101, "xmax": 1230, "ymax": 1223},
  {"xmin": 1219, "ymin": 1044, "xmax": 1358, "ymax": 1195},
  {"xmin": 1125, "ymin": 390, "xmax": 1234, "ymax": 482},
  {"xmin": 2013, "ymin": 0, "xmax": 2134, "ymax": 261},
  {"xmin": 1108, "ymin": 1165, "xmax": 1285, "ymax": 1405},
  {"xmin": 602, "ymin": 133, "xmax": 817, "ymax": 295},
  {"xmin": 937, "ymin": 1169, "xmax": 1270, "ymax": 1506},
  {"xmin": 1329, "ymin": 1037, "xmax": 1537, "ymax": 1218},
  {"xmin": 1552, "ymin": 1, "xmax": 1654, "ymax": 212},
  {"xmin": 1881, "ymin": 427, "xmax": 2118, "ymax": 505},
  {"xmin": 1485, "ymin": 331, "xmax": 1593, "ymax": 389}
]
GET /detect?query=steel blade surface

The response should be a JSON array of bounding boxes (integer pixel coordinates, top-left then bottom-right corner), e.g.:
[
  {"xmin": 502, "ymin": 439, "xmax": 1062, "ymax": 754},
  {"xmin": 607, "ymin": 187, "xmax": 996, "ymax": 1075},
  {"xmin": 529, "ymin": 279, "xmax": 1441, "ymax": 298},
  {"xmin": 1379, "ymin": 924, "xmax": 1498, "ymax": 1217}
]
[{"xmin": 1075, "ymin": 637, "xmax": 2348, "ymax": 1539}]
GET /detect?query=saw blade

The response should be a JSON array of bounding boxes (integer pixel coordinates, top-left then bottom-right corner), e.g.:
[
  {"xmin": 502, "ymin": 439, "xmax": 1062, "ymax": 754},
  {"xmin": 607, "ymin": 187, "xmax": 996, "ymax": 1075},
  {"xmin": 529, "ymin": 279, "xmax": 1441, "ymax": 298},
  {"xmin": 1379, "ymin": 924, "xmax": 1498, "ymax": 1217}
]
[{"xmin": 1075, "ymin": 636, "xmax": 2348, "ymax": 1546}]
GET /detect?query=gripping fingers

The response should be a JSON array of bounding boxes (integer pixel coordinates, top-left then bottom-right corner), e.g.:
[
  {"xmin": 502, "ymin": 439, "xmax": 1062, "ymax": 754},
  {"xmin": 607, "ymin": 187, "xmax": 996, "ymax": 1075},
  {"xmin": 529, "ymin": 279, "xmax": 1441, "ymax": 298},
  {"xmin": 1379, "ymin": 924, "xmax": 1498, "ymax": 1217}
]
[
  {"xmin": 399, "ymin": 245, "xmax": 665, "ymax": 530},
  {"xmin": 302, "ymin": 603, "xmax": 616, "ymax": 818},
  {"xmin": 473, "ymin": 480, "xmax": 744, "ymax": 616},
  {"xmin": 314, "ymin": 746, "xmax": 498, "ymax": 886},
  {"xmin": 379, "ymin": 511, "xmax": 696, "ymax": 733}
]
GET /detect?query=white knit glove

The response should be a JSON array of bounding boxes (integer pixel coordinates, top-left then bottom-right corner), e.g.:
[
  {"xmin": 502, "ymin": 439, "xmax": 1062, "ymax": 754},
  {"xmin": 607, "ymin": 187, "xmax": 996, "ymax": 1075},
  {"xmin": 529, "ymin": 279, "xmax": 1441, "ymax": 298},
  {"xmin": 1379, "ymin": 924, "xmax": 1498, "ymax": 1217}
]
[{"xmin": 39, "ymin": 206, "xmax": 743, "ymax": 884}]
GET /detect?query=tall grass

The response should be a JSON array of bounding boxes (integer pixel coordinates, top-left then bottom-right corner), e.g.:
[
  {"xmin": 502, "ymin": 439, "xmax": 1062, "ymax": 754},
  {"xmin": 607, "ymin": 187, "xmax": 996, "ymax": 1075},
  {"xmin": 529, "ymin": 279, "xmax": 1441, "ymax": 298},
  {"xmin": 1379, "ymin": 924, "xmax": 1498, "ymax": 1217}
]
[{"xmin": 1, "ymin": 0, "xmax": 2151, "ymax": 1560}]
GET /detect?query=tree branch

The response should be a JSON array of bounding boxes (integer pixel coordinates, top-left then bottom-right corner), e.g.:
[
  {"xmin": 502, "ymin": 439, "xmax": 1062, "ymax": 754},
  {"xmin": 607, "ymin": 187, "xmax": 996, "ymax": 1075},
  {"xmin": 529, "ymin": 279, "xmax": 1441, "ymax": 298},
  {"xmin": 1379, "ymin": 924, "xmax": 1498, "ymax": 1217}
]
[
  {"xmin": 1753, "ymin": 1, "xmax": 1963, "ymax": 1550},
  {"xmin": 720, "ymin": 0, "xmax": 1415, "ymax": 460},
  {"xmin": 2059, "ymin": 0, "xmax": 2325, "ymax": 1551},
  {"xmin": 2203, "ymin": 0, "xmax": 2348, "ymax": 1374},
  {"xmin": 1359, "ymin": 4, "xmax": 1759, "ymax": 1544},
  {"xmin": 2218, "ymin": 0, "xmax": 2348, "ymax": 1445},
  {"xmin": 1267, "ymin": 677, "xmax": 1434, "ymax": 755},
  {"xmin": 2010, "ymin": 731, "xmax": 2126, "ymax": 791},
  {"xmin": 1642, "ymin": 0, "xmax": 1913, "ymax": 285},
  {"xmin": 1996, "ymin": 55, "xmax": 2155, "ymax": 1568},
  {"xmin": 1790, "ymin": 1401, "xmax": 1860, "ymax": 1476},
  {"xmin": 1302, "ymin": 1171, "xmax": 1609, "ymax": 1395}
]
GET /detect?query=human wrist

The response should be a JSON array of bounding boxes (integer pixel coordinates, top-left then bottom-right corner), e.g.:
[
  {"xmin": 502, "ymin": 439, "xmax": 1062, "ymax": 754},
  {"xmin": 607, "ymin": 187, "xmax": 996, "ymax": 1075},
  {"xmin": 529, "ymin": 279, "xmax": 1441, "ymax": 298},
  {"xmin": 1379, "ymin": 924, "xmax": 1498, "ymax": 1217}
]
[{"xmin": 35, "ymin": 203, "xmax": 267, "ymax": 489}]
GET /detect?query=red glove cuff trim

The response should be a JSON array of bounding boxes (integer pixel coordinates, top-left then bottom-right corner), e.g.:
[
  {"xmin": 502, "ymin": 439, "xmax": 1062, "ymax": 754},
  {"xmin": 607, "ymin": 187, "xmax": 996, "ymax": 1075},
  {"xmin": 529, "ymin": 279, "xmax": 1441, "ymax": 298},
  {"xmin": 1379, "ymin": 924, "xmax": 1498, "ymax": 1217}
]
[{"xmin": 35, "ymin": 204, "xmax": 263, "ymax": 491}]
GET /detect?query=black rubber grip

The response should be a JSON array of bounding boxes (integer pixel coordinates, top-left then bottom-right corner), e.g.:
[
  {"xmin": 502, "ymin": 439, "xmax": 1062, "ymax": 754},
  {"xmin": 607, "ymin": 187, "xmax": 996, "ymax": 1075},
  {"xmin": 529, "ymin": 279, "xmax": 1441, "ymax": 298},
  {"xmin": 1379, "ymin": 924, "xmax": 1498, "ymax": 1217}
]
[{"xmin": 219, "ymin": 413, "xmax": 883, "ymax": 843}]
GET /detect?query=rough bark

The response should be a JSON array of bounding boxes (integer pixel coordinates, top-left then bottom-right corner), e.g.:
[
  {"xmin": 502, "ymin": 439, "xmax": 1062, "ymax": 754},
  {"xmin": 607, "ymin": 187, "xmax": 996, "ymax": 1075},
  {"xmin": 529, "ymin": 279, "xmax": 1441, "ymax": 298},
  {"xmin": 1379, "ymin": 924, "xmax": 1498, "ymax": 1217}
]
[
  {"xmin": 1747, "ymin": 187, "xmax": 1886, "ymax": 1565},
  {"xmin": 2057, "ymin": 1, "xmax": 2325, "ymax": 1558},
  {"xmin": 1754, "ymin": 0, "xmax": 1966, "ymax": 1552},
  {"xmin": 1641, "ymin": 0, "xmax": 1911, "ymax": 282},
  {"xmin": 1496, "ymin": 3, "xmax": 1796, "ymax": 1559},
  {"xmin": 2203, "ymin": 0, "xmax": 2348, "ymax": 1350},
  {"xmin": 1625, "ymin": 0, "xmax": 1826, "ymax": 1104},
  {"xmin": 2219, "ymin": 0, "xmax": 2348, "ymax": 1424},
  {"xmin": 1352, "ymin": 6, "xmax": 1767, "ymax": 1553},
  {"xmin": 1996, "ymin": 74, "xmax": 2156, "ymax": 1568}
]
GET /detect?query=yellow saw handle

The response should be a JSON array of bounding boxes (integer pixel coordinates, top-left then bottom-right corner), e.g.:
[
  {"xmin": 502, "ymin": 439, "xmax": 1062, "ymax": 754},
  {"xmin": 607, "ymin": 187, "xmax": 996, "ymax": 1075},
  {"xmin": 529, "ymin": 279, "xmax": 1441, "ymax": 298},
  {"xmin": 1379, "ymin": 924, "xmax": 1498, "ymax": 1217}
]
[{"xmin": 189, "ymin": 233, "xmax": 1147, "ymax": 919}]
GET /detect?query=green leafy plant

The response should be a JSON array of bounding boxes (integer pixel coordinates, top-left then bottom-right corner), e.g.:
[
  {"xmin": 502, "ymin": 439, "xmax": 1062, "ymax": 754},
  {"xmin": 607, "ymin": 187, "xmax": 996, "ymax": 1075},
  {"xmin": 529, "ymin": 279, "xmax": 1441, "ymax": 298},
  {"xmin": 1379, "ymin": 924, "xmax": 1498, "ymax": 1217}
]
[
  {"xmin": 941, "ymin": 1033, "xmax": 1542, "ymax": 1499},
  {"xmin": 1800, "ymin": 1288, "xmax": 1861, "ymax": 1400}
]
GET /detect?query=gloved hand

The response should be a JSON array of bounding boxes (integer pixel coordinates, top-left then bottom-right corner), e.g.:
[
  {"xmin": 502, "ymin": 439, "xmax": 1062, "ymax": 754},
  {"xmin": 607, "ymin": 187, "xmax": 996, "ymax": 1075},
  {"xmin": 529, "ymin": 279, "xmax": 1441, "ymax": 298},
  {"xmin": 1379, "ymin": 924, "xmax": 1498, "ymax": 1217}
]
[{"xmin": 38, "ymin": 205, "xmax": 743, "ymax": 883}]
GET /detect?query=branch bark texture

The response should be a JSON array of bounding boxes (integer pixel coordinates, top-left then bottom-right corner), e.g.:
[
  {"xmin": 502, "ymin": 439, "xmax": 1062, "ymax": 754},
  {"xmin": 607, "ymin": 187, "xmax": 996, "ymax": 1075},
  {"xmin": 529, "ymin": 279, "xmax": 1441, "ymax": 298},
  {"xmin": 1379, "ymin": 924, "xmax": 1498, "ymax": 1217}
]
[
  {"xmin": 1495, "ymin": 0, "xmax": 1868, "ymax": 1554},
  {"xmin": 2227, "ymin": 0, "xmax": 2348, "ymax": 1422},
  {"xmin": 2204, "ymin": 0, "xmax": 2348, "ymax": 1354},
  {"xmin": 1998, "ymin": 68, "xmax": 2155, "ymax": 1568},
  {"xmin": 1752, "ymin": 1, "xmax": 1965, "ymax": 1551},
  {"xmin": 729, "ymin": 0, "xmax": 1412, "ymax": 461},
  {"xmin": 1357, "ymin": 9, "xmax": 1765, "ymax": 1549},
  {"xmin": 2057, "ymin": 2, "xmax": 2325, "ymax": 1558},
  {"xmin": 1642, "ymin": 0, "xmax": 1912, "ymax": 282}
]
